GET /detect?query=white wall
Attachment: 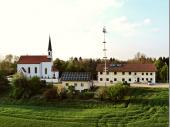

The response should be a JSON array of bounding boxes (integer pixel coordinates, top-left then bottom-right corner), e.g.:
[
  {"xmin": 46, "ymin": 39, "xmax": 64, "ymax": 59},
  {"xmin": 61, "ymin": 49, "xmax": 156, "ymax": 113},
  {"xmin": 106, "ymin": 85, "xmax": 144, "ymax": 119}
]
[
  {"xmin": 42, "ymin": 78, "xmax": 59, "ymax": 83},
  {"xmin": 41, "ymin": 62, "xmax": 53, "ymax": 78},
  {"xmin": 62, "ymin": 81, "xmax": 92, "ymax": 91},
  {"xmin": 17, "ymin": 64, "xmax": 41, "ymax": 77},
  {"xmin": 17, "ymin": 62, "xmax": 59, "ymax": 83},
  {"xmin": 97, "ymin": 72, "xmax": 156, "ymax": 85}
]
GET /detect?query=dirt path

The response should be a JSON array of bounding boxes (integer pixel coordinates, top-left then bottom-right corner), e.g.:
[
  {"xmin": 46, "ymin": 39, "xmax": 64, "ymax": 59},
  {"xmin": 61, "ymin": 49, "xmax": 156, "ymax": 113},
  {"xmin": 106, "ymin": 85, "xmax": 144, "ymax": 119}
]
[{"xmin": 130, "ymin": 83, "xmax": 169, "ymax": 88}]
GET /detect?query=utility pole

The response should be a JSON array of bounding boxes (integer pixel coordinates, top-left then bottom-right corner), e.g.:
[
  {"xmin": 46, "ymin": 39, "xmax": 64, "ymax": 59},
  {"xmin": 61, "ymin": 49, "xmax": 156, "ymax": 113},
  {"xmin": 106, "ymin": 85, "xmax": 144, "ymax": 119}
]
[{"xmin": 103, "ymin": 26, "xmax": 107, "ymax": 87}]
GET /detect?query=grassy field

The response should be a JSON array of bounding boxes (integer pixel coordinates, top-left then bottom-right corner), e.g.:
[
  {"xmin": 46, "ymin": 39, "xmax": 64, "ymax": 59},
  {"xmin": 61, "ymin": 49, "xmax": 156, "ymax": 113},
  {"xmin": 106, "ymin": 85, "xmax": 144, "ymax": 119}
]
[{"xmin": 0, "ymin": 87, "xmax": 168, "ymax": 127}]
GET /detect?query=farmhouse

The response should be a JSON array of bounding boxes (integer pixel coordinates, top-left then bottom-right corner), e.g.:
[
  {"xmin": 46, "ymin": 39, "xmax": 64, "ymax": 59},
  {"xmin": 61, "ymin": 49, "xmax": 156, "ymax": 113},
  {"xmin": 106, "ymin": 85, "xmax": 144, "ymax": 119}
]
[
  {"xmin": 96, "ymin": 63, "xmax": 157, "ymax": 85},
  {"xmin": 17, "ymin": 37, "xmax": 59, "ymax": 83},
  {"xmin": 61, "ymin": 72, "xmax": 92, "ymax": 91}
]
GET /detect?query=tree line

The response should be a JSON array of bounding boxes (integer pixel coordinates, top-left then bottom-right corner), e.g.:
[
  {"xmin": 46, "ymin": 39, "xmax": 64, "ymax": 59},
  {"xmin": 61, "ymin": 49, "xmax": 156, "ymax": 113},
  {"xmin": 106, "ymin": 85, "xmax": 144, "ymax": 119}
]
[{"xmin": 0, "ymin": 52, "xmax": 169, "ymax": 82}]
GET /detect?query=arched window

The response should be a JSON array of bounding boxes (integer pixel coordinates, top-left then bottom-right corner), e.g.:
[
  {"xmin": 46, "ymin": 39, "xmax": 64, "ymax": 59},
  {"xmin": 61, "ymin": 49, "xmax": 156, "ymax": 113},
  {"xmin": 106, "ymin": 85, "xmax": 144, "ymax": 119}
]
[
  {"xmin": 35, "ymin": 67, "xmax": 37, "ymax": 73},
  {"xmin": 28, "ymin": 67, "xmax": 30, "ymax": 73},
  {"xmin": 45, "ymin": 68, "xmax": 47, "ymax": 74}
]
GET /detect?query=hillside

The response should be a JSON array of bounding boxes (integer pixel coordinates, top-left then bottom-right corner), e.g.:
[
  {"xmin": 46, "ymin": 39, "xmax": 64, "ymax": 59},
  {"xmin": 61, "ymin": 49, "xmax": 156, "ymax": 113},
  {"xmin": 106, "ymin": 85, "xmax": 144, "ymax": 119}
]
[{"xmin": 0, "ymin": 87, "xmax": 168, "ymax": 127}]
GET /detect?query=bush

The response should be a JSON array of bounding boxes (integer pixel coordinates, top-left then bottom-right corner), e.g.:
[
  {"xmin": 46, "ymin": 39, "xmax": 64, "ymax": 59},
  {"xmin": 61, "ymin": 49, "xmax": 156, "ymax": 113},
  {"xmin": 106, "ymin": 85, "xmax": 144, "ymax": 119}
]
[
  {"xmin": 56, "ymin": 85, "xmax": 67, "ymax": 99},
  {"xmin": 43, "ymin": 87, "xmax": 57, "ymax": 100},
  {"xmin": 67, "ymin": 86, "xmax": 76, "ymax": 99},
  {"xmin": 123, "ymin": 81, "xmax": 130, "ymax": 87},
  {"xmin": 81, "ymin": 92, "xmax": 94, "ymax": 100},
  {"xmin": 94, "ymin": 87, "xmax": 108, "ymax": 100},
  {"xmin": 0, "ymin": 71, "xmax": 9, "ymax": 93},
  {"xmin": 107, "ymin": 82, "xmax": 129, "ymax": 101},
  {"xmin": 11, "ymin": 73, "xmax": 30, "ymax": 99},
  {"xmin": 11, "ymin": 73, "xmax": 47, "ymax": 99},
  {"xmin": 28, "ymin": 76, "xmax": 43, "ymax": 95},
  {"xmin": 89, "ymin": 85, "xmax": 99, "ymax": 92}
]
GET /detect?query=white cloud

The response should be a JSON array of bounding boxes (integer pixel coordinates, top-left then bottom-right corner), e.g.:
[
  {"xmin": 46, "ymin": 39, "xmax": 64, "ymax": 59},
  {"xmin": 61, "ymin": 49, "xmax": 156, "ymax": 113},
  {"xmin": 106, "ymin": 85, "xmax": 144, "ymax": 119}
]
[
  {"xmin": 152, "ymin": 28, "xmax": 160, "ymax": 33},
  {"xmin": 108, "ymin": 16, "xmax": 142, "ymax": 37},
  {"xmin": 144, "ymin": 18, "xmax": 151, "ymax": 25}
]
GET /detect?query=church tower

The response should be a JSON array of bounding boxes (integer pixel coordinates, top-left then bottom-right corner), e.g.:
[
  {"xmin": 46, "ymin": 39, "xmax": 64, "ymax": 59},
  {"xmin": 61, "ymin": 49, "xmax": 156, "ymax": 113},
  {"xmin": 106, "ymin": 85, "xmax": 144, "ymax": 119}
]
[{"xmin": 47, "ymin": 36, "xmax": 52, "ymax": 60}]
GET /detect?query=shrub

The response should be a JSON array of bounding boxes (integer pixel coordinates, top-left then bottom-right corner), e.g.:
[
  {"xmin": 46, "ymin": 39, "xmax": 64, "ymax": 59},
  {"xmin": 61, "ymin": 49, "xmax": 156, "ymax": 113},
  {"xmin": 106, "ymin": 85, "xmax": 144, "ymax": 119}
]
[
  {"xmin": 123, "ymin": 81, "xmax": 130, "ymax": 87},
  {"xmin": 107, "ymin": 82, "xmax": 129, "ymax": 101},
  {"xmin": 81, "ymin": 92, "xmax": 94, "ymax": 100},
  {"xmin": 28, "ymin": 76, "xmax": 43, "ymax": 95},
  {"xmin": 67, "ymin": 86, "xmax": 76, "ymax": 99},
  {"xmin": 11, "ymin": 73, "xmax": 47, "ymax": 99},
  {"xmin": 89, "ymin": 85, "xmax": 99, "ymax": 92},
  {"xmin": 94, "ymin": 87, "xmax": 108, "ymax": 100},
  {"xmin": 11, "ymin": 73, "xmax": 30, "ymax": 99},
  {"xmin": 56, "ymin": 85, "xmax": 67, "ymax": 99},
  {"xmin": 43, "ymin": 87, "xmax": 57, "ymax": 100}
]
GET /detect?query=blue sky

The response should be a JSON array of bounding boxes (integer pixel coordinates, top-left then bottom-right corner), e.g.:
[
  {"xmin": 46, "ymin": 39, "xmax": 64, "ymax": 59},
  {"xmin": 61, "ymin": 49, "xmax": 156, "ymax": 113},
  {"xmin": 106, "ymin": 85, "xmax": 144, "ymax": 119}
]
[{"xmin": 0, "ymin": 0, "xmax": 168, "ymax": 60}]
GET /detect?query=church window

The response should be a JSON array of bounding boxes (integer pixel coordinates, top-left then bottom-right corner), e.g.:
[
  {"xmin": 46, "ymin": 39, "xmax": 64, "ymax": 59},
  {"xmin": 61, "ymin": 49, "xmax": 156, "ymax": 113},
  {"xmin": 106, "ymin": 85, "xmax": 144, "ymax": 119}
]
[
  {"xmin": 45, "ymin": 68, "xmax": 47, "ymax": 74},
  {"xmin": 28, "ymin": 67, "xmax": 30, "ymax": 73},
  {"xmin": 35, "ymin": 67, "xmax": 37, "ymax": 73}
]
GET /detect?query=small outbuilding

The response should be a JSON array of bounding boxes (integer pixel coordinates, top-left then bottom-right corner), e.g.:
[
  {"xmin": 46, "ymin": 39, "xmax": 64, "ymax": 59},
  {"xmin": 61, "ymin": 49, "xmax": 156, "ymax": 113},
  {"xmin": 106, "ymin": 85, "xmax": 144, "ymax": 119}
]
[{"xmin": 61, "ymin": 72, "xmax": 92, "ymax": 91}]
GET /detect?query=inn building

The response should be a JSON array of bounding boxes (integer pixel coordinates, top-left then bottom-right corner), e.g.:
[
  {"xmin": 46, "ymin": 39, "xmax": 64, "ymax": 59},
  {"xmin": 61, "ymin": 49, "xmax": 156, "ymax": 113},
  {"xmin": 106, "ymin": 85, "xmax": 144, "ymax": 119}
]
[{"xmin": 96, "ymin": 63, "xmax": 157, "ymax": 86}]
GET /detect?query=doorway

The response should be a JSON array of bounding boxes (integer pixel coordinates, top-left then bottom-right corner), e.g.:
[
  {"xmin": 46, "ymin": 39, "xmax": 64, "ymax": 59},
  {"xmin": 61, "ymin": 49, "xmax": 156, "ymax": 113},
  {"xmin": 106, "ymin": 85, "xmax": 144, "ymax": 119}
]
[{"xmin": 137, "ymin": 78, "xmax": 140, "ymax": 82}]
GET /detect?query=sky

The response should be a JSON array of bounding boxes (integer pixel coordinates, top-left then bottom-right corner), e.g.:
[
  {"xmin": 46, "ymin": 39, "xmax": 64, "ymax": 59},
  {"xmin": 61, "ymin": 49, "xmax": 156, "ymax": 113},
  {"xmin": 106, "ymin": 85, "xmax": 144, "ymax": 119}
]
[{"xmin": 0, "ymin": 0, "xmax": 169, "ymax": 60}]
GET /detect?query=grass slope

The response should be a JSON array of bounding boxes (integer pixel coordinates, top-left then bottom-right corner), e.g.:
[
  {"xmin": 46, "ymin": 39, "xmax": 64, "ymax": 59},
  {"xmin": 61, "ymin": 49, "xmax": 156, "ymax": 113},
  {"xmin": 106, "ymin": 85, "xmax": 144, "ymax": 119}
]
[{"xmin": 0, "ymin": 87, "xmax": 168, "ymax": 127}]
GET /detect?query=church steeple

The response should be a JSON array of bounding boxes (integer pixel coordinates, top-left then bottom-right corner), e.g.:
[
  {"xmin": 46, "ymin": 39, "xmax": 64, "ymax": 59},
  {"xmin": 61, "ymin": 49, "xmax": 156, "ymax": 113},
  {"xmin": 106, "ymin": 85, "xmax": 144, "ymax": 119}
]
[
  {"xmin": 48, "ymin": 36, "xmax": 52, "ymax": 51},
  {"xmin": 47, "ymin": 36, "xmax": 52, "ymax": 59}
]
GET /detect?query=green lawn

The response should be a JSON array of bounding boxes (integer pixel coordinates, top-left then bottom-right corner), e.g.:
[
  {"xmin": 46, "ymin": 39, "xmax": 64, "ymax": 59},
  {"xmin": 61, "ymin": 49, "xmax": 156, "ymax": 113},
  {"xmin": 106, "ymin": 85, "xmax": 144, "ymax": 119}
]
[{"xmin": 0, "ymin": 87, "xmax": 168, "ymax": 127}]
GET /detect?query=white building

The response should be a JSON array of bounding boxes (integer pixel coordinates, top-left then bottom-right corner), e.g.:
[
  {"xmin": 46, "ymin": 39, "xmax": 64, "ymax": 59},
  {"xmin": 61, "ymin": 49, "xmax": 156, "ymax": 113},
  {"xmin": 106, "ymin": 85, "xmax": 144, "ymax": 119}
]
[
  {"xmin": 96, "ymin": 64, "xmax": 157, "ymax": 86},
  {"xmin": 17, "ymin": 37, "xmax": 59, "ymax": 83},
  {"xmin": 61, "ymin": 72, "xmax": 92, "ymax": 91}
]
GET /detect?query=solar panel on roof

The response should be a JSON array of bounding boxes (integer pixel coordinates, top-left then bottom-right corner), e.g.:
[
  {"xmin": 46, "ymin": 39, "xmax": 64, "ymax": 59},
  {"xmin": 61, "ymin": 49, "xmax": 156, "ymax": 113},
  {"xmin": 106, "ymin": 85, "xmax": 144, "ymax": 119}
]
[{"xmin": 61, "ymin": 72, "xmax": 91, "ymax": 81}]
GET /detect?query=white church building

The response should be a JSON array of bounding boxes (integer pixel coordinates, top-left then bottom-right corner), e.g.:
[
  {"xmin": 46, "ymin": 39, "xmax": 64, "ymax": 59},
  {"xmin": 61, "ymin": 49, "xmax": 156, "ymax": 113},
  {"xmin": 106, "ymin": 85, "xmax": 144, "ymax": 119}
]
[{"xmin": 17, "ymin": 37, "xmax": 59, "ymax": 83}]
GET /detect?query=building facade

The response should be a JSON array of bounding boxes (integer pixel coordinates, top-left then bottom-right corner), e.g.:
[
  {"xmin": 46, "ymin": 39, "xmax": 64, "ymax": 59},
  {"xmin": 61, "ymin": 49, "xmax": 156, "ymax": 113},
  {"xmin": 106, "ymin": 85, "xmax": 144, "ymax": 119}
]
[
  {"xmin": 96, "ymin": 64, "xmax": 157, "ymax": 86},
  {"xmin": 17, "ymin": 37, "xmax": 59, "ymax": 83},
  {"xmin": 61, "ymin": 72, "xmax": 92, "ymax": 91}
]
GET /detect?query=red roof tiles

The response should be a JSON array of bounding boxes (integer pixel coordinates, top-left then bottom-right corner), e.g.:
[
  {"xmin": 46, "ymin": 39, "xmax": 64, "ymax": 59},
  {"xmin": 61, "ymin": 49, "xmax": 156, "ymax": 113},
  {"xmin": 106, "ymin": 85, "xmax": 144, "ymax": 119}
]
[
  {"xmin": 18, "ymin": 55, "xmax": 51, "ymax": 64},
  {"xmin": 96, "ymin": 64, "xmax": 157, "ymax": 72}
]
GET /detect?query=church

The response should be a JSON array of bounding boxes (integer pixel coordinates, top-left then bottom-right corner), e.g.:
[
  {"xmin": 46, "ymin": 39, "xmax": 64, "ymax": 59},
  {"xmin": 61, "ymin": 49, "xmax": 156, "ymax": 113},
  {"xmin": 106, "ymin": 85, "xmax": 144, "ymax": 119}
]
[{"xmin": 17, "ymin": 37, "xmax": 59, "ymax": 83}]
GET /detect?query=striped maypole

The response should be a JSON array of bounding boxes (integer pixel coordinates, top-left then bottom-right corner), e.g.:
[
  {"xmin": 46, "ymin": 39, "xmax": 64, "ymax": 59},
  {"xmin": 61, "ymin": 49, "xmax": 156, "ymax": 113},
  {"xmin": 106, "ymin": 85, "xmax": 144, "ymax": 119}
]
[{"xmin": 103, "ymin": 26, "xmax": 107, "ymax": 87}]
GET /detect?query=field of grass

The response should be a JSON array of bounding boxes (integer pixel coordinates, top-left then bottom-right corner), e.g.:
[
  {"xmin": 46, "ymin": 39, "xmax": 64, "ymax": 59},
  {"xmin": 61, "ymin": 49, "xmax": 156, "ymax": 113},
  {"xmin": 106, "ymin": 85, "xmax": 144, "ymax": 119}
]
[{"xmin": 0, "ymin": 87, "xmax": 168, "ymax": 127}]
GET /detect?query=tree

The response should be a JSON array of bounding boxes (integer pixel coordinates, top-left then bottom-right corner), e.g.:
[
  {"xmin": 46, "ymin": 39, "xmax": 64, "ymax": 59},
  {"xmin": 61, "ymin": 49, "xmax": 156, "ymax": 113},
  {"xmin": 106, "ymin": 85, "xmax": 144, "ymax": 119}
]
[
  {"xmin": 160, "ymin": 64, "xmax": 168, "ymax": 82},
  {"xmin": 11, "ymin": 73, "xmax": 30, "ymax": 99},
  {"xmin": 128, "ymin": 52, "xmax": 154, "ymax": 64},
  {"xmin": 0, "ymin": 54, "xmax": 18, "ymax": 75},
  {"xmin": 28, "ymin": 76, "xmax": 43, "ymax": 96},
  {"xmin": 11, "ymin": 73, "xmax": 47, "ymax": 99},
  {"xmin": 107, "ymin": 82, "xmax": 128, "ymax": 101},
  {"xmin": 95, "ymin": 87, "xmax": 108, "ymax": 100},
  {"xmin": 155, "ymin": 57, "xmax": 169, "ymax": 82},
  {"xmin": 0, "ymin": 71, "xmax": 9, "ymax": 93}
]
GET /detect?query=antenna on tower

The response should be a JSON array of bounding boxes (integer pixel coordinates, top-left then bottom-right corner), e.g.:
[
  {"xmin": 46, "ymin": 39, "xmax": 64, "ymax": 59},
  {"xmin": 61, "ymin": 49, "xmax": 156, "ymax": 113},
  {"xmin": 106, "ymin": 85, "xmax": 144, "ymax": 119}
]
[{"xmin": 102, "ymin": 26, "xmax": 107, "ymax": 87}]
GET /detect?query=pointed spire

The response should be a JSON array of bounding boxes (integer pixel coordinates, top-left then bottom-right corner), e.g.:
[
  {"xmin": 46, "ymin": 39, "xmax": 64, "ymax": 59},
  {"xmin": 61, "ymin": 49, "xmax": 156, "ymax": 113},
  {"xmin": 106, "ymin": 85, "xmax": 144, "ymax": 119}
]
[{"xmin": 48, "ymin": 35, "xmax": 52, "ymax": 51}]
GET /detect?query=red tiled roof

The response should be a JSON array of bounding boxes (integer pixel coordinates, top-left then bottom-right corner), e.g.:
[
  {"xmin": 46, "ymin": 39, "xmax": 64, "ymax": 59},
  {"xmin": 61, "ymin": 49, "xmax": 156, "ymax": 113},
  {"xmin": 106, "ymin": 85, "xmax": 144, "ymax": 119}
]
[
  {"xmin": 96, "ymin": 64, "xmax": 157, "ymax": 72},
  {"xmin": 18, "ymin": 55, "xmax": 51, "ymax": 64}
]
